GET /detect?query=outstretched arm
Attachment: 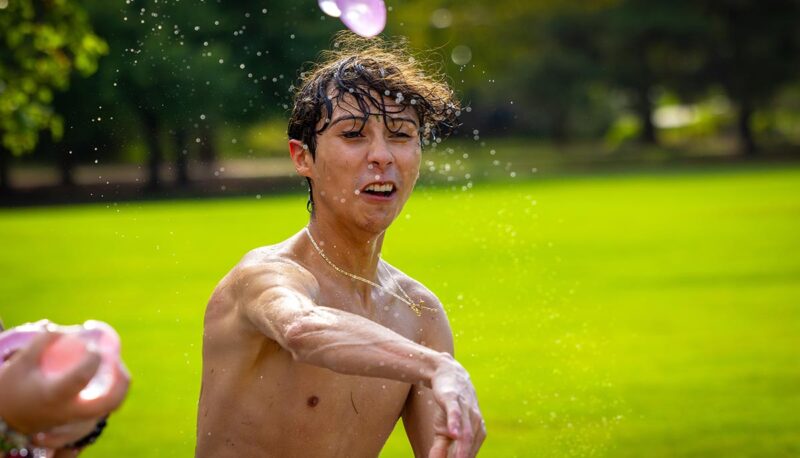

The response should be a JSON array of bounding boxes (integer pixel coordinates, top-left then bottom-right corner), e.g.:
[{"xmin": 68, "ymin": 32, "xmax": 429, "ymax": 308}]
[
  {"xmin": 240, "ymin": 261, "xmax": 450, "ymax": 387},
  {"xmin": 238, "ymin": 261, "xmax": 485, "ymax": 457}
]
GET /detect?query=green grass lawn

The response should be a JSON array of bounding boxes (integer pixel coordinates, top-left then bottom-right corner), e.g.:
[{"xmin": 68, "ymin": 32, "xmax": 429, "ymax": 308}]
[{"xmin": 1, "ymin": 164, "xmax": 799, "ymax": 457}]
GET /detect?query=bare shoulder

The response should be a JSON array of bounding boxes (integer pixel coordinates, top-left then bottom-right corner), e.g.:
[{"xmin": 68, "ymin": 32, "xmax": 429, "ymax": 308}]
[
  {"xmin": 232, "ymin": 244, "xmax": 320, "ymax": 301},
  {"xmin": 382, "ymin": 261, "xmax": 454, "ymax": 353},
  {"xmin": 207, "ymin": 243, "xmax": 319, "ymax": 316}
]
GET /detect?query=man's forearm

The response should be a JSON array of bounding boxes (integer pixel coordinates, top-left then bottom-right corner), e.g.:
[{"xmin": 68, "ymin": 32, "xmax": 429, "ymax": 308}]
[{"xmin": 282, "ymin": 305, "xmax": 453, "ymax": 387}]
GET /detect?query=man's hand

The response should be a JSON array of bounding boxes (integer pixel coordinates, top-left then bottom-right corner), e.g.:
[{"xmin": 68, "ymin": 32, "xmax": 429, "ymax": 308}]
[
  {"xmin": 428, "ymin": 356, "xmax": 486, "ymax": 458},
  {"xmin": 0, "ymin": 331, "xmax": 130, "ymax": 447}
]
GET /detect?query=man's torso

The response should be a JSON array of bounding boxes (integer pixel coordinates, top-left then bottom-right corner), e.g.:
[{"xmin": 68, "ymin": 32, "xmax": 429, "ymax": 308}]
[{"xmin": 196, "ymin": 239, "xmax": 427, "ymax": 458}]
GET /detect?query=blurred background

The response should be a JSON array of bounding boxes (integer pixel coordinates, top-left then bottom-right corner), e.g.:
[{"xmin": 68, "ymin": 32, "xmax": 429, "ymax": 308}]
[{"xmin": 1, "ymin": 0, "xmax": 799, "ymax": 456}]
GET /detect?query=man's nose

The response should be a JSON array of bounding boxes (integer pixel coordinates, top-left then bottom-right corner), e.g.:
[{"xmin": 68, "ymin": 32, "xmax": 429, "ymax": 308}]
[{"xmin": 366, "ymin": 135, "xmax": 394, "ymax": 168}]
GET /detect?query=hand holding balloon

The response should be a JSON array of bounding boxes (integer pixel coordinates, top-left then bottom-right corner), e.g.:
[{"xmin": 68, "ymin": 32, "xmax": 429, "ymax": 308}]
[{"xmin": 0, "ymin": 321, "xmax": 129, "ymax": 444}]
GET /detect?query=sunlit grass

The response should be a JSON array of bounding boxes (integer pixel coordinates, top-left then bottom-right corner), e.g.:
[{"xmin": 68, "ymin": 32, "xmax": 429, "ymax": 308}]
[{"xmin": 1, "ymin": 164, "xmax": 798, "ymax": 457}]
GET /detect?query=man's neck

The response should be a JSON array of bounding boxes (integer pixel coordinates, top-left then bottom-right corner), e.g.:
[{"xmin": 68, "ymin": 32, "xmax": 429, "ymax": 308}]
[{"xmin": 305, "ymin": 217, "xmax": 385, "ymax": 282}]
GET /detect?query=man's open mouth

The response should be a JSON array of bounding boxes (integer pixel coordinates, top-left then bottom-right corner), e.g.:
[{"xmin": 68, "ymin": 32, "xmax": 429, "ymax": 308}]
[{"xmin": 361, "ymin": 182, "xmax": 397, "ymax": 197}]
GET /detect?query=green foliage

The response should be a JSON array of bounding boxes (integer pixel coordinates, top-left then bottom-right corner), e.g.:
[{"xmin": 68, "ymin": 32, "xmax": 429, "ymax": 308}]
[
  {"xmin": 45, "ymin": 0, "xmax": 342, "ymax": 182},
  {"xmin": 0, "ymin": 0, "xmax": 107, "ymax": 155}
]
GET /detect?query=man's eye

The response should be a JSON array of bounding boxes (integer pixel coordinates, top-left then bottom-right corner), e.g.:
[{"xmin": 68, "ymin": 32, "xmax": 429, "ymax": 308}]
[{"xmin": 342, "ymin": 131, "xmax": 363, "ymax": 139}]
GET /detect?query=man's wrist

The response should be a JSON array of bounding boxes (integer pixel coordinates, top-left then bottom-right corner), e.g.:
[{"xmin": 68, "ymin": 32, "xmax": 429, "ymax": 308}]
[
  {"xmin": 0, "ymin": 417, "xmax": 46, "ymax": 458},
  {"xmin": 425, "ymin": 351, "xmax": 455, "ymax": 388},
  {"xmin": 0, "ymin": 417, "xmax": 29, "ymax": 452},
  {"xmin": 65, "ymin": 416, "xmax": 108, "ymax": 451}
]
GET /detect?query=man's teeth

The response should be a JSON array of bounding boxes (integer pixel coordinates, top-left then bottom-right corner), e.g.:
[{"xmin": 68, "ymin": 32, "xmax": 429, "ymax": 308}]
[{"xmin": 365, "ymin": 183, "xmax": 394, "ymax": 193}]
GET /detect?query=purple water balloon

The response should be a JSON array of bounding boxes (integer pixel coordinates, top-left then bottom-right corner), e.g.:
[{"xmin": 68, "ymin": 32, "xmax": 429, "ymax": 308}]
[
  {"xmin": 336, "ymin": 0, "xmax": 387, "ymax": 38},
  {"xmin": 0, "ymin": 320, "xmax": 121, "ymax": 401},
  {"xmin": 0, "ymin": 322, "xmax": 44, "ymax": 363}
]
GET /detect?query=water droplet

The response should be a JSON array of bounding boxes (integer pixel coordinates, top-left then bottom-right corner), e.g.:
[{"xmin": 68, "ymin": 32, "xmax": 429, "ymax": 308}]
[
  {"xmin": 430, "ymin": 8, "xmax": 453, "ymax": 29},
  {"xmin": 451, "ymin": 45, "xmax": 472, "ymax": 65}
]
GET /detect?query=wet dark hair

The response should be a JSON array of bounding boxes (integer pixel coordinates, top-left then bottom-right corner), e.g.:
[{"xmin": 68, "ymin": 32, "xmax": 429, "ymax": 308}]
[{"xmin": 288, "ymin": 32, "xmax": 461, "ymax": 212}]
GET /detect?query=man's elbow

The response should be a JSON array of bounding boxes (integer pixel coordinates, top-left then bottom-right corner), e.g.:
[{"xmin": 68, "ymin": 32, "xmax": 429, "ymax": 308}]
[{"xmin": 282, "ymin": 309, "xmax": 334, "ymax": 362}]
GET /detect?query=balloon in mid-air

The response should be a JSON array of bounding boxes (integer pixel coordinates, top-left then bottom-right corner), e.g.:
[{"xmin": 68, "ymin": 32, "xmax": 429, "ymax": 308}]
[
  {"xmin": 319, "ymin": 0, "xmax": 387, "ymax": 38},
  {"xmin": 0, "ymin": 320, "xmax": 122, "ymax": 401}
]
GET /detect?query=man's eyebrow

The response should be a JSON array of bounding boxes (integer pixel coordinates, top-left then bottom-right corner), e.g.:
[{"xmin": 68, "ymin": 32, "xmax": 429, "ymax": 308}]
[
  {"xmin": 385, "ymin": 116, "xmax": 419, "ymax": 127},
  {"xmin": 329, "ymin": 114, "xmax": 419, "ymax": 128},
  {"xmin": 329, "ymin": 115, "xmax": 365, "ymax": 127}
]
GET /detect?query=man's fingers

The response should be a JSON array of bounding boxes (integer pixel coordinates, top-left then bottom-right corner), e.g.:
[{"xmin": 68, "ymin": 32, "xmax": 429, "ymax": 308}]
[
  {"xmin": 444, "ymin": 397, "xmax": 463, "ymax": 438},
  {"xmin": 78, "ymin": 360, "xmax": 130, "ymax": 416},
  {"xmin": 455, "ymin": 404, "xmax": 474, "ymax": 458},
  {"xmin": 14, "ymin": 331, "xmax": 59, "ymax": 365},
  {"xmin": 470, "ymin": 416, "xmax": 487, "ymax": 457},
  {"xmin": 428, "ymin": 435, "xmax": 452, "ymax": 458},
  {"xmin": 47, "ymin": 347, "xmax": 101, "ymax": 404}
]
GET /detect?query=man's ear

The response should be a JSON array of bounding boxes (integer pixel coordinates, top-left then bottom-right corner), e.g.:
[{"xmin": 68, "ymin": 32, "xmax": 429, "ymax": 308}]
[{"xmin": 289, "ymin": 139, "xmax": 313, "ymax": 178}]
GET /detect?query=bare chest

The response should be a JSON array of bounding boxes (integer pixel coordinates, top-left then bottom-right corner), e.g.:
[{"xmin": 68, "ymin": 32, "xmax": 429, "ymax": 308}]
[{"xmin": 315, "ymin": 279, "xmax": 424, "ymax": 343}]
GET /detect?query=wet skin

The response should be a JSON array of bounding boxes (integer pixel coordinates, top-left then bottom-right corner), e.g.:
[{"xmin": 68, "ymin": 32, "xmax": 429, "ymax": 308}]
[{"xmin": 196, "ymin": 94, "xmax": 485, "ymax": 458}]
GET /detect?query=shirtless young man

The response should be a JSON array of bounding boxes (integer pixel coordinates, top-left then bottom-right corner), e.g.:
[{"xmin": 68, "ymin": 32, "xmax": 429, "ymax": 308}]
[{"xmin": 196, "ymin": 35, "xmax": 485, "ymax": 458}]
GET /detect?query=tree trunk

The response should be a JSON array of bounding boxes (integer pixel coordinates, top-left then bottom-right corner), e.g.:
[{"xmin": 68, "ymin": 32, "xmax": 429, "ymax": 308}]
[
  {"xmin": 59, "ymin": 148, "xmax": 75, "ymax": 187},
  {"xmin": 549, "ymin": 109, "xmax": 569, "ymax": 145},
  {"xmin": 738, "ymin": 102, "xmax": 757, "ymax": 156},
  {"xmin": 198, "ymin": 123, "xmax": 218, "ymax": 178},
  {"xmin": 140, "ymin": 110, "xmax": 163, "ymax": 190},
  {"xmin": 0, "ymin": 145, "xmax": 10, "ymax": 195},
  {"xmin": 174, "ymin": 127, "xmax": 190, "ymax": 187},
  {"xmin": 636, "ymin": 85, "xmax": 657, "ymax": 145}
]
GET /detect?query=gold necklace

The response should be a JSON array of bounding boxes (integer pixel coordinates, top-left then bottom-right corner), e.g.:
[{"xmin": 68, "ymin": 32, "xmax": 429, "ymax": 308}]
[{"xmin": 304, "ymin": 227, "xmax": 432, "ymax": 316}]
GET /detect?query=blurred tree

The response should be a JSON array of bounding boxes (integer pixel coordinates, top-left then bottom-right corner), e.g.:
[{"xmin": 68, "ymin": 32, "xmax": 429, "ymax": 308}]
[
  {"xmin": 693, "ymin": 0, "xmax": 800, "ymax": 155},
  {"xmin": 0, "ymin": 0, "xmax": 107, "ymax": 193},
  {"xmin": 522, "ymin": 13, "xmax": 605, "ymax": 142},
  {"xmin": 391, "ymin": 0, "xmax": 617, "ymax": 140},
  {"xmin": 585, "ymin": 0, "xmax": 704, "ymax": 145},
  {"xmin": 49, "ymin": 0, "xmax": 337, "ymax": 189}
]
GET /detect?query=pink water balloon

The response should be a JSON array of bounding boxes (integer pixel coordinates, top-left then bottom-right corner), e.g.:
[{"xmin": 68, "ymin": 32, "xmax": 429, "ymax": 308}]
[
  {"xmin": 319, "ymin": 0, "xmax": 387, "ymax": 38},
  {"xmin": 318, "ymin": 0, "xmax": 342, "ymax": 17},
  {"xmin": 0, "ymin": 320, "xmax": 121, "ymax": 401}
]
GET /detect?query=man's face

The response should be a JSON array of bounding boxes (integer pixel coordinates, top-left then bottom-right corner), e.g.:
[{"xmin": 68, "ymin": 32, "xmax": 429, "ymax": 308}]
[{"xmin": 305, "ymin": 91, "xmax": 422, "ymax": 233}]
